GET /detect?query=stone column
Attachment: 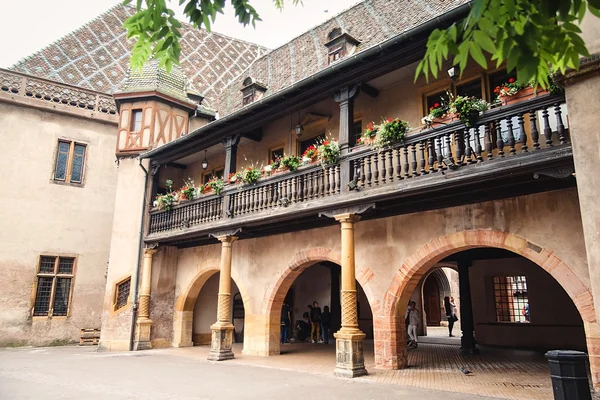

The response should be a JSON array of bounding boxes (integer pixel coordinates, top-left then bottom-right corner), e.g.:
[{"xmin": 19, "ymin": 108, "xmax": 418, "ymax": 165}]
[
  {"xmin": 333, "ymin": 213, "xmax": 368, "ymax": 378},
  {"xmin": 135, "ymin": 247, "xmax": 157, "ymax": 350},
  {"xmin": 207, "ymin": 235, "xmax": 238, "ymax": 361},
  {"xmin": 458, "ymin": 259, "xmax": 478, "ymax": 354}
]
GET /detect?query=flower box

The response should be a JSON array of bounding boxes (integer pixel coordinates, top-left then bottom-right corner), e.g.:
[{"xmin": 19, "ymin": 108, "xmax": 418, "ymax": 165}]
[
  {"xmin": 501, "ymin": 86, "xmax": 549, "ymax": 106},
  {"xmin": 431, "ymin": 113, "xmax": 456, "ymax": 128}
]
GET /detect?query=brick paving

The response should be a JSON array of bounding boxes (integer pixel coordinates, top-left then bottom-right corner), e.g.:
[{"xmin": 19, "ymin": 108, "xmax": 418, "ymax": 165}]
[{"xmin": 166, "ymin": 340, "xmax": 553, "ymax": 400}]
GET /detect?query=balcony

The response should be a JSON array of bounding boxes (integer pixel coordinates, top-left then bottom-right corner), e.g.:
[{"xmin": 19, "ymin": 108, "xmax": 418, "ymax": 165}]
[{"xmin": 147, "ymin": 94, "xmax": 574, "ymax": 245}]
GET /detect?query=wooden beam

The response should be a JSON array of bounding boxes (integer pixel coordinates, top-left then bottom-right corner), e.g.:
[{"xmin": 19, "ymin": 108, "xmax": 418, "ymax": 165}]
[
  {"xmin": 360, "ymin": 83, "xmax": 379, "ymax": 98},
  {"xmin": 165, "ymin": 162, "xmax": 187, "ymax": 170},
  {"xmin": 242, "ymin": 127, "xmax": 262, "ymax": 142}
]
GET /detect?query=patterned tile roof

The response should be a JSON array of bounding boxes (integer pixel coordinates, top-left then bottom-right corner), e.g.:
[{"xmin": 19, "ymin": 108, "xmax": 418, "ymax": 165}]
[
  {"xmin": 9, "ymin": 3, "xmax": 268, "ymax": 107},
  {"xmin": 116, "ymin": 60, "xmax": 195, "ymax": 106},
  {"xmin": 217, "ymin": 0, "xmax": 469, "ymax": 116}
]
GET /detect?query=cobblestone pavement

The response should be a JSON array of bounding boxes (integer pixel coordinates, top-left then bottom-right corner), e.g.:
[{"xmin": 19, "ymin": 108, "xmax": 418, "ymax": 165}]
[
  {"xmin": 170, "ymin": 341, "xmax": 554, "ymax": 400},
  {"xmin": 0, "ymin": 346, "xmax": 502, "ymax": 400}
]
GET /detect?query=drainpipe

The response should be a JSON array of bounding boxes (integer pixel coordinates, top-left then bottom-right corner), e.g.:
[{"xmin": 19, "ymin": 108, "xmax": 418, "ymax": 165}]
[{"xmin": 129, "ymin": 157, "xmax": 150, "ymax": 351}]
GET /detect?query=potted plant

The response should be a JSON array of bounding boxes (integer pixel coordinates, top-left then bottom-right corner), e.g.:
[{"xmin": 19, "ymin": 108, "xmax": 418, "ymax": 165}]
[
  {"xmin": 301, "ymin": 145, "xmax": 318, "ymax": 164},
  {"xmin": 422, "ymin": 102, "xmax": 454, "ymax": 129},
  {"xmin": 281, "ymin": 154, "xmax": 301, "ymax": 172},
  {"xmin": 316, "ymin": 137, "xmax": 340, "ymax": 167},
  {"xmin": 178, "ymin": 178, "xmax": 196, "ymax": 201},
  {"xmin": 493, "ymin": 77, "xmax": 553, "ymax": 106},
  {"xmin": 373, "ymin": 117, "xmax": 410, "ymax": 149},
  {"xmin": 357, "ymin": 121, "xmax": 377, "ymax": 145},
  {"xmin": 205, "ymin": 177, "xmax": 225, "ymax": 195},
  {"xmin": 153, "ymin": 180, "xmax": 176, "ymax": 211},
  {"xmin": 448, "ymin": 95, "xmax": 489, "ymax": 128},
  {"xmin": 239, "ymin": 166, "xmax": 262, "ymax": 185}
]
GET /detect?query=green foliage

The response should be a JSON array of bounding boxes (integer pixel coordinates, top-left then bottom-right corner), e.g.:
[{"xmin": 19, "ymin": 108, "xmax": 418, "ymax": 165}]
[
  {"xmin": 123, "ymin": 0, "xmax": 300, "ymax": 72},
  {"xmin": 448, "ymin": 96, "xmax": 489, "ymax": 128},
  {"xmin": 416, "ymin": 0, "xmax": 600, "ymax": 89},
  {"xmin": 281, "ymin": 155, "xmax": 301, "ymax": 172},
  {"xmin": 316, "ymin": 137, "xmax": 340, "ymax": 167},
  {"xmin": 373, "ymin": 118, "xmax": 410, "ymax": 149},
  {"xmin": 206, "ymin": 177, "xmax": 225, "ymax": 195},
  {"xmin": 240, "ymin": 167, "xmax": 262, "ymax": 184}
]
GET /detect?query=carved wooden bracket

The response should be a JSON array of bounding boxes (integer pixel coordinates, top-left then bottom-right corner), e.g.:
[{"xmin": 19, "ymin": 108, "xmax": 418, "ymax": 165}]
[
  {"xmin": 533, "ymin": 166, "xmax": 575, "ymax": 180},
  {"xmin": 209, "ymin": 228, "xmax": 242, "ymax": 239},
  {"xmin": 333, "ymin": 84, "xmax": 360, "ymax": 104},
  {"xmin": 319, "ymin": 203, "xmax": 375, "ymax": 219}
]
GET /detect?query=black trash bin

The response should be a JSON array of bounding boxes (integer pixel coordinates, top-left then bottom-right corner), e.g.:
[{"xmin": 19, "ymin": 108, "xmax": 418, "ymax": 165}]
[{"xmin": 545, "ymin": 350, "xmax": 592, "ymax": 400}]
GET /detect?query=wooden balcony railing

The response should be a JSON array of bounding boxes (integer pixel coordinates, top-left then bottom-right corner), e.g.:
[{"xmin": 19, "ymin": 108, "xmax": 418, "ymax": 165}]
[
  {"xmin": 147, "ymin": 93, "xmax": 570, "ymax": 237},
  {"xmin": 348, "ymin": 94, "xmax": 568, "ymax": 188},
  {"xmin": 149, "ymin": 195, "xmax": 223, "ymax": 234},
  {"xmin": 227, "ymin": 163, "xmax": 340, "ymax": 217}
]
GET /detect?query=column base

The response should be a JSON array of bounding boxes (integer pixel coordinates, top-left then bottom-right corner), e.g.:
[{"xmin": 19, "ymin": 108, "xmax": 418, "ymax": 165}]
[
  {"xmin": 207, "ymin": 323, "xmax": 235, "ymax": 361},
  {"xmin": 334, "ymin": 330, "xmax": 368, "ymax": 378},
  {"xmin": 134, "ymin": 318, "xmax": 153, "ymax": 351}
]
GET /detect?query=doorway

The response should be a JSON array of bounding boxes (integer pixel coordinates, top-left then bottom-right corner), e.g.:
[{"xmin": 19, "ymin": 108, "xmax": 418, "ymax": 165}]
[{"xmin": 424, "ymin": 275, "xmax": 441, "ymax": 326}]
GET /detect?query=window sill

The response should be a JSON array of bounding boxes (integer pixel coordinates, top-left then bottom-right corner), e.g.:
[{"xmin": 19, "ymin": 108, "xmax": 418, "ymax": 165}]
[{"xmin": 49, "ymin": 179, "xmax": 85, "ymax": 188}]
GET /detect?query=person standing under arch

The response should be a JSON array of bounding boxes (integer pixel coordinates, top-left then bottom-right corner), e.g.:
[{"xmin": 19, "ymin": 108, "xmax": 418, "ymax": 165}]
[
  {"xmin": 444, "ymin": 296, "xmax": 458, "ymax": 337},
  {"xmin": 310, "ymin": 301, "xmax": 322, "ymax": 343}
]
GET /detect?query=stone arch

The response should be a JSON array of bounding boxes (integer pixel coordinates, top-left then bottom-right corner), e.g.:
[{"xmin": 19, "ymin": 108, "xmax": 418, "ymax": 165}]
[
  {"xmin": 172, "ymin": 260, "xmax": 250, "ymax": 348},
  {"xmin": 375, "ymin": 229, "xmax": 599, "ymax": 387},
  {"xmin": 420, "ymin": 268, "xmax": 452, "ymax": 329},
  {"xmin": 249, "ymin": 247, "xmax": 378, "ymax": 356}
]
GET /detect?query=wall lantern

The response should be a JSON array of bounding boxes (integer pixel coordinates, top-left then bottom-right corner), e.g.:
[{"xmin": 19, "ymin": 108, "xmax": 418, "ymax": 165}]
[
  {"xmin": 294, "ymin": 123, "xmax": 304, "ymax": 138},
  {"xmin": 447, "ymin": 65, "xmax": 460, "ymax": 81},
  {"xmin": 202, "ymin": 150, "xmax": 209, "ymax": 170}
]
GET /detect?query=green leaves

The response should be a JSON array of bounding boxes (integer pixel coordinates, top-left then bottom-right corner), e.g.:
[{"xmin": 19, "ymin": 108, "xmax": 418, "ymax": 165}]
[
  {"xmin": 124, "ymin": 0, "xmax": 300, "ymax": 72},
  {"xmin": 416, "ymin": 0, "xmax": 599, "ymax": 89}
]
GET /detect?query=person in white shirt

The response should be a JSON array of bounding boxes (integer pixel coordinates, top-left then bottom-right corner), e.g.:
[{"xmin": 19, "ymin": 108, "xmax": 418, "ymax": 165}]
[{"xmin": 407, "ymin": 301, "xmax": 420, "ymax": 348}]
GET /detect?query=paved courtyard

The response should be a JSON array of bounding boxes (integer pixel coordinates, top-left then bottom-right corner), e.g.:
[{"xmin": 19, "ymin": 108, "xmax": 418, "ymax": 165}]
[
  {"xmin": 0, "ymin": 345, "xmax": 503, "ymax": 400},
  {"xmin": 172, "ymin": 340, "xmax": 553, "ymax": 400}
]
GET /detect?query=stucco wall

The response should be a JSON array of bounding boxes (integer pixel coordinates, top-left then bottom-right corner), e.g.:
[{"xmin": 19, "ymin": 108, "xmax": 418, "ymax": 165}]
[
  {"xmin": 192, "ymin": 273, "xmax": 240, "ymax": 345},
  {"xmin": 471, "ymin": 258, "xmax": 586, "ymax": 350},
  {"xmin": 0, "ymin": 101, "xmax": 118, "ymax": 346},
  {"xmin": 98, "ymin": 157, "xmax": 148, "ymax": 351},
  {"xmin": 157, "ymin": 187, "xmax": 589, "ymax": 357}
]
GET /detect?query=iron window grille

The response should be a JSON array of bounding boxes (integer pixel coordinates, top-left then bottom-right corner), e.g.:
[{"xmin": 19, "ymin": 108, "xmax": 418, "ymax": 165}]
[
  {"xmin": 33, "ymin": 256, "xmax": 75, "ymax": 317},
  {"xmin": 115, "ymin": 277, "xmax": 131, "ymax": 310},
  {"xmin": 493, "ymin": 275, "xmax": 529, "ymax": 323},
  {"xmin": 53, "ymin": 140, "xmax": 87, "ymax": 184}
]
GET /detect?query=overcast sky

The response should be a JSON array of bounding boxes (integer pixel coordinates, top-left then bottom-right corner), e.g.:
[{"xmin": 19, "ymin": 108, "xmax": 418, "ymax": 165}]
[{"xmin": 0, "ymin": 0, "xmax": 361, "ymax": 68}]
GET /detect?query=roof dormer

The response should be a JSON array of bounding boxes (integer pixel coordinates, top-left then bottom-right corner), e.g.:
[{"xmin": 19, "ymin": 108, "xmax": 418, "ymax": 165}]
[
  {"xmin": 241, "ymin": 77, "xmax": 268, "ymax": 106},
  {"xmin": 324, "ymin": 28, "xmax": 360, "ymax": 65}
]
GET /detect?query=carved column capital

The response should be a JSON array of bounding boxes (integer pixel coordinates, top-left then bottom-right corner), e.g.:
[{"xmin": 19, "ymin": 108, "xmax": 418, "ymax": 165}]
[
  {"xmin": 319, "ymin": 203, "xmax": 375, "ymax": 220},
  {"xmin": 334, "ymin": 213, "xmax": 362, "ymax": 224},
  {"xmin": 222, "ymin": 134, "xmax": 241, "ymax": 149},
  {"xmin": 143, "ymin": 246, "xmax": 158, "ymax": 257},
  {"xmin": 209, "ymin": 228, "xmax": 242, "ymax": 243},
  {"xmin": 333, "ymin": 84, "xmax": 360, "ymax": 104}
]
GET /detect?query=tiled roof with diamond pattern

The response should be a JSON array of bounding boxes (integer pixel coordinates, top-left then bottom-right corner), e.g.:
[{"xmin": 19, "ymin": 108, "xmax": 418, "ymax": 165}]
[
  {"xmin": 217, "ymin": 0, "xmax": 470, "ymax": 116},
  {"xmin": 9, "ymin": 3, "xmax": 268, "ymax": 107}
]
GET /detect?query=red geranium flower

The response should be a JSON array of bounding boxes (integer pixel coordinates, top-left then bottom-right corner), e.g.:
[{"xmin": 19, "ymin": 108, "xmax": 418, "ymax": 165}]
[
  {"xmin": 434, "ymin": 102, "xmax": 440, "ymax": 108},
  {"xmin": 508, "ymin": 78, "xmax": 515, "ymax": 83},
  {"xmin": 322, "ymin": 141, "xmax": 329, "ymax": 146},
  {"xmin": 387, "ymin": 118, "xmax": 393, "ymax": 123}
]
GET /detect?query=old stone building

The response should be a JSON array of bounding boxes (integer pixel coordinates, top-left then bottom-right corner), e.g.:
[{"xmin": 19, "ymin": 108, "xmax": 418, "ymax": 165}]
[{"xmin": 3, "ymin": 0, "xmax": 600, "ymax": 397}]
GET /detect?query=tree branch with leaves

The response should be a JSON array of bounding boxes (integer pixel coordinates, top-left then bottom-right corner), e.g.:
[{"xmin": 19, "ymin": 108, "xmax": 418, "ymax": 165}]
[
  {"xmin": 123, "ymin": 0, "xmax": 600, "ymax": 89},
  {"xmin": 416, "ymin": 0, "xmax": 600, "ymax": 87},
  {"xmin": 122, "ymin": 0, "xmax": 299, "ymax": 71}
]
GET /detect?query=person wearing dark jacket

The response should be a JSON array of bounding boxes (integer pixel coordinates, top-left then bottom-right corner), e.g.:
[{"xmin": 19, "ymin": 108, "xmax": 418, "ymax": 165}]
[
  {"xmin": 321, "ymin": 305, "xmax": 331, "ymax": 344},
  {"xmin": 310, "ymin": 301, "xmax": 322, "ymax": 343}
]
